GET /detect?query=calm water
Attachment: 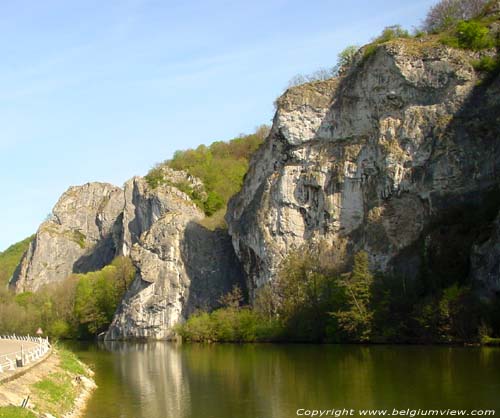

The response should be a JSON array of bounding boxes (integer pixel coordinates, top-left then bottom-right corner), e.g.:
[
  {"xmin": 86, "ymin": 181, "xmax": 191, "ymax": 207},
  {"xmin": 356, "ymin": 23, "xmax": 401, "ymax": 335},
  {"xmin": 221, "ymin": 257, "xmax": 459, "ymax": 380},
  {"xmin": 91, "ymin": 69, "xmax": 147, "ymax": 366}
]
[{"xmin": 66, "ymin": 342, "xmax": 500, "ymax": 418}]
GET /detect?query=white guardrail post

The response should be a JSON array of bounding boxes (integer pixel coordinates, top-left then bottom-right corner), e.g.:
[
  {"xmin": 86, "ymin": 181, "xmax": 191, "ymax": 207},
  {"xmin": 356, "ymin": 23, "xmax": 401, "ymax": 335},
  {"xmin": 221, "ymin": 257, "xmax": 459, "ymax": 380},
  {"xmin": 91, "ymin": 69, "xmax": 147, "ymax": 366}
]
[{"xmin": 0, "ymin": 335, "xmax": 50, "ymax": 375}]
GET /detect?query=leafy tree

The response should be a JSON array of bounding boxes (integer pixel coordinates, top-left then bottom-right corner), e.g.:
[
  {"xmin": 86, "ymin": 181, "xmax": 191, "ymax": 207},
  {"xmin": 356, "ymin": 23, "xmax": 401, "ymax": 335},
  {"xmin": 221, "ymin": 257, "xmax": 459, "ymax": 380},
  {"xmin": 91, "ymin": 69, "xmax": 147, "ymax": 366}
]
[
  {"xmin": 332, "ymin": 252, "xmax": 374, "ymax": 342},
  {"xmin": 334, "ymin": 45, "xmax": 359, "ymax": 75},
  {"xmin": 375, "ymin": 25, "xmax": 410, "ymax": 43},
  {"xmin": 275, "ymin": 246, "xmax": 345, "ymax": 341}
]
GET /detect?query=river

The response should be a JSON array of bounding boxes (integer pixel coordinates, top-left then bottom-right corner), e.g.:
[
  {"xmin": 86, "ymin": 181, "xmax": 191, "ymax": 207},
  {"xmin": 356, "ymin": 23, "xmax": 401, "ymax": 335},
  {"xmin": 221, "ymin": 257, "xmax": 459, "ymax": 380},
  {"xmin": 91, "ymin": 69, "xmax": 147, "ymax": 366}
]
[{"xmin": 66, "ymin": 342, "xmax": 500, "ymax": 418}]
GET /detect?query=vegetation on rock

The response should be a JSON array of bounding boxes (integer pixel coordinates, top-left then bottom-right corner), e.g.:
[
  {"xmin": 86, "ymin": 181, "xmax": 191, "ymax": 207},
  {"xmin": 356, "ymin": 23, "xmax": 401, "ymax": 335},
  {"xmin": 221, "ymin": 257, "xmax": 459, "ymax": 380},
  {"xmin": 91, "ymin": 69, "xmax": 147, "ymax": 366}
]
[
  {"xmin": 0, "ymin": 236, "xmax": 33, "ymax": 286},
  {"xmin": 423, "ymin": 0, "xmax": 490, "ymax": 33},
  {"xmin": 145, "ymin": 126, "xmax": 269, "ymax": 219}
]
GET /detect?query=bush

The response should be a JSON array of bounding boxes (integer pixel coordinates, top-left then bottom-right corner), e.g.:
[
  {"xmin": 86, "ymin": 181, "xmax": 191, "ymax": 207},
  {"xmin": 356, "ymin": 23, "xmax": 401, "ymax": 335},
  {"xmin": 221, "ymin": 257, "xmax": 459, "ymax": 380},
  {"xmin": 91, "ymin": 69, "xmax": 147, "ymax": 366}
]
[
  {"xmin": 472, "ymin": 55, "xmax": 500, "ymax": 72},
  {"xmin": 376, "ymin": 25, "xmax": 410, "ymax": 43},
  {"xmin": 455, "ymin": 20, "xmax": 494, "ymax": 49},
  {"xmin": 363, "ymin": 25, "xmax": 410, "ymax": 59},
  {"xmin": 176, "ymin": 307, "xmax": 280, "ymax": 343}
]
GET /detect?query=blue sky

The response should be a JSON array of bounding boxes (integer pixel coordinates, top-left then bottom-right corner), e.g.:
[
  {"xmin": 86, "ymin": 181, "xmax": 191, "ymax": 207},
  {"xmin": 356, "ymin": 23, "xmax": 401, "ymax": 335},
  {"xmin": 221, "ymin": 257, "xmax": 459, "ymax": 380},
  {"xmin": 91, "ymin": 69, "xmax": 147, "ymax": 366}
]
[{"xmin": 0, "ymin": 0, "xmax": 436, "ymax": 251}]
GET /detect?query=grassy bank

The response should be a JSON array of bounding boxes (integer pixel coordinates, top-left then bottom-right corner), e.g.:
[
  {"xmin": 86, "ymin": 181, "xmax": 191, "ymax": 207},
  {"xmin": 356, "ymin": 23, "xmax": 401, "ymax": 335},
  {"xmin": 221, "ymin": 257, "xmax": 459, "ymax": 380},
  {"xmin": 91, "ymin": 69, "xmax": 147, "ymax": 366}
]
[{"xmin": 0, "ymin": 346, "xmax": 94, "ymax": 418}]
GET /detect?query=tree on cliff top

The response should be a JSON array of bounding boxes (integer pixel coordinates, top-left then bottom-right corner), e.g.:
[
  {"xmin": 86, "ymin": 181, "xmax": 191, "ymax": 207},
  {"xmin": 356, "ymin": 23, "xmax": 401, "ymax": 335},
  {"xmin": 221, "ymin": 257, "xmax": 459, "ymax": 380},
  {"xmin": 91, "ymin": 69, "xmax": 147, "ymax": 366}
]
[{"xmin": 423, "ymin": 0, "xmax": 489, "ymax": 33}]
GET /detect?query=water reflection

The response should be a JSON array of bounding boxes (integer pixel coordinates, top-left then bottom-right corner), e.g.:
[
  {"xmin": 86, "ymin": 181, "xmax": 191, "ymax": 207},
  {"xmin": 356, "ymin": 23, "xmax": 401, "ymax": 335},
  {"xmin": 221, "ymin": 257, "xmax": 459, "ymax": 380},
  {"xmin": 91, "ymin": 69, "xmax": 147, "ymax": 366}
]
[{"xmin": 67, "ymin": 342, "xmax": 500, "ymax": 418}]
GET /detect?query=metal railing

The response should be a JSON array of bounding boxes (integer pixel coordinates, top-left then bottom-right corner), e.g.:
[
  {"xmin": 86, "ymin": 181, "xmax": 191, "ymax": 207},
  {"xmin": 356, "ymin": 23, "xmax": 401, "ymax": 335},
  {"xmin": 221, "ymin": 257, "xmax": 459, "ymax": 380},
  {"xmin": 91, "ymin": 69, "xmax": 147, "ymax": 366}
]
[{"xmin": 0, "ymin": 335, "xmax": 51, "ymax": 374}]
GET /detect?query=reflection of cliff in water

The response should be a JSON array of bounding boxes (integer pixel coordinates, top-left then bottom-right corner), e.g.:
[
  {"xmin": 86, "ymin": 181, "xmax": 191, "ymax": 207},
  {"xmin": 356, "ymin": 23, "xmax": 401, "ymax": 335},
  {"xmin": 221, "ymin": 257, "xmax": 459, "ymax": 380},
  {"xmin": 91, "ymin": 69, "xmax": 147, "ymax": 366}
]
[
  {"xmin": 82, "ymin": 342, "xmax": 500, "ymax": 418},
  {"xmin": 99, "ymin": 341, "xmax": 190, "ymax": 418}
]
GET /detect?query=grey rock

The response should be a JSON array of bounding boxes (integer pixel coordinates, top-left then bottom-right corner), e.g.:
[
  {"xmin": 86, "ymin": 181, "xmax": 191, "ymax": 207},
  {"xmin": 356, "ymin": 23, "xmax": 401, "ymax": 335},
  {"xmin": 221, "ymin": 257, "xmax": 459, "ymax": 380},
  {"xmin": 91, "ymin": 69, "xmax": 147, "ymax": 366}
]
[
  {"xmin": 10, "ymin": 182, "xmax": 124, "ymax": 292},
  {"xmin": 105, "ymin": 181, "xmax": 244, "ymax": 340},
  {"xmin": 227, "ymin": 40, "xmax": 500, "ymax": 300}
]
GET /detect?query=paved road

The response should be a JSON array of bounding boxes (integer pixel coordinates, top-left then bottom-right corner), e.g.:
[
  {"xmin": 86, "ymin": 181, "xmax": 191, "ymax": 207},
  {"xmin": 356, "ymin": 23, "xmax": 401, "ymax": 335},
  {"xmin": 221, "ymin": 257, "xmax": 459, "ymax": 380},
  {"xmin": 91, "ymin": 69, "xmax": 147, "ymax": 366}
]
[{"xmin": 0, "ymin": 339, "xmax": 39, "ymax": 358}]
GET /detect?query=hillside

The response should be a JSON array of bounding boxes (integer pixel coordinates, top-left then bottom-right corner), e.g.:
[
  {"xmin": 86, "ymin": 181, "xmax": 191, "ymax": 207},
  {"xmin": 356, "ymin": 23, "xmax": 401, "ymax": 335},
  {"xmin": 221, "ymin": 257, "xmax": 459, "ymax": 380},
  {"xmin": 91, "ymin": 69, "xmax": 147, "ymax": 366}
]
[
  {"xmin": 0, "ymin": 236, "xmax": 33, "ymax": 286},
  {"xmin": 145, "ymin": 126, "xmax": 268, "ymax": 228}
]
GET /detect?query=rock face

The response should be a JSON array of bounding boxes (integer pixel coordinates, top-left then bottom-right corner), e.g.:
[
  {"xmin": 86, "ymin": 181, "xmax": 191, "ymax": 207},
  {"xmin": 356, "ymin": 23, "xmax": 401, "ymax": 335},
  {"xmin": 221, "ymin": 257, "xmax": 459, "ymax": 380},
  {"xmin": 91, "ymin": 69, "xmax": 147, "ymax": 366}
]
[
  {"xmin": 105, "ymin": 178, "xmax": 244, "ymax": 340},
  {"xmin": 226, "ymin": 39, "xmax": 500, "ymax": 300},
  {"xmin": 10, "ymin": 182, "xmax": 124, "ymax": 292},
  {"xmin": 10, "ymin": 174, "xmax": 244, "ymax": 340},
  {"xmin": 471, "ymin": 211, "xmax": 500, "ymax": 299},
  {"xmin": 9, "ymin": 35, "xmax": 500, "ymax": 338}
]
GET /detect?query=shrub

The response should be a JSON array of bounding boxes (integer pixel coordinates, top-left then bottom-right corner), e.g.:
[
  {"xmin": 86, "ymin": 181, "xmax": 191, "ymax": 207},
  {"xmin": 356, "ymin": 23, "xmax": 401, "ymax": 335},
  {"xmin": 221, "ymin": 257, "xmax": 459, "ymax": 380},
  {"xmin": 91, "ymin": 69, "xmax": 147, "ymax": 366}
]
[
  {"xmin": 363, "ymin": 25, "xmax": 410, "ymax": 60},
  {"xmin": 455, "ymin": 20, "xmax": 494, "ymax": 49},
  {"xmin": 472, "ymin": 55, "xmax": 500, "ymax": 72},
  {"xmin": 376, "ymin": 25, "xmax": 410, "ymax": 43}
]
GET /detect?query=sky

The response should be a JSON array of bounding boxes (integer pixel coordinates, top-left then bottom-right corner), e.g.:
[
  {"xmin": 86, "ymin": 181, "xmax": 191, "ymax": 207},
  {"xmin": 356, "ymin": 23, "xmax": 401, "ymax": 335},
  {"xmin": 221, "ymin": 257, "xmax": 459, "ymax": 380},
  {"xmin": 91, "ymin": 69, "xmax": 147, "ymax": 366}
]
[{"xmin": 0, "ymin": 0, "xmax": 436, "ymax": 251}]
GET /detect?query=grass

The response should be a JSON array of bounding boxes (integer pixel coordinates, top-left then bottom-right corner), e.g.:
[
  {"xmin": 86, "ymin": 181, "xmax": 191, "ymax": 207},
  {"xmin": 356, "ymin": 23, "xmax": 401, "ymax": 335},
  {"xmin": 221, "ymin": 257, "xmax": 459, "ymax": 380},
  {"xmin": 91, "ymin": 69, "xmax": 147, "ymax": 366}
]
[
  {"xmin": 31, "ymin": 373, "xmax": 76, "ymax": 417},
  {"xmin": 0, "ymin": 407, "xmax": 37, "ymax": 418},
  {"xmin": 58, "ymin": 347, "xmax": 87, "ymax": 375},
  {"xmin": 27, "ymin": 347, "xmax": 88, "ymax": 417},
  {"xmin": 482, "ymin": 336, "xmax": 500, "ymax": 346}
]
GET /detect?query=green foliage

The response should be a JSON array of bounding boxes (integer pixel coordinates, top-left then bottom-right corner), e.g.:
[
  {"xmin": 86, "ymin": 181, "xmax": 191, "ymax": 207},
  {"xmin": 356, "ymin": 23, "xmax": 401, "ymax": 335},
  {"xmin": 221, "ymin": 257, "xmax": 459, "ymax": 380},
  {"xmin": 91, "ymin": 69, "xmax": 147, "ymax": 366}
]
[
  {"xmin": 336, "ymin": 45, "xmax": 359, "ymax": 70},
  {"xmin": 73, "ymin": 257, "xmax": 136, "ymax": 337},
  {"xmin": 331, "ymin": 252, "xmax": 374, "ymax": 342},
  {"xmin": 472, "ymin": 55, "xmax": 500, "ymax": 72},
  {"xmin": 441, "ymin": 20, "xmax": 494, "ymax": 50},
  {"xmin": 376, "ymin": 25, "xmax": 410, "ymax": 43},
  {"xmin": 457, "ymin": 20, "xmax": 494, "ymax": 49},
  {"xmin": 363, "ymin": 25, "xmax": 410, "ymax": 59},
  {"xmin": 176, "ymin": 308, "xmax": 280, "ymax": 343},
  {"xmin": 177, "ymin": 284, "xmax": 281, "ymax": 342},
  {"xmin": 411, "ymin": 285, "xmax": 482, "ymax": 343},
  {"xmin": 423, "ymin": 0, "xmax": 489, "ymax": 33},
  {"xmin": 57, "ymin": 346, "xmax": 87, "ymax": 375},
  {"xmin": 0, "ymin": 407, "xmax": 37, "ymax": 418},
  {"xmin": 0, "ymin": 235, "xmax": 33, "ymax": 286},
  {"xmin": 145, "ymin": 126, "xmax": 268, "ymax": 218},
  {"xmin": 0, "ymin": 256, "xmax": 136, "ymax": 339},
  {"xmin": 274, "ymin": 245, "xmax": 346, "ymax": 341}
]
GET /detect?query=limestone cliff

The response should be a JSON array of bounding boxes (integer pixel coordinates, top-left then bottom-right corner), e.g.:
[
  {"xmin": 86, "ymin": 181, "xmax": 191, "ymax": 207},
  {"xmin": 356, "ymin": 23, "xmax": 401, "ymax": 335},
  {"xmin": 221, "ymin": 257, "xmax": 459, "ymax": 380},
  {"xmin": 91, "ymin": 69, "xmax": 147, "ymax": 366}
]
[
  {"xmin": 226, "ymin": 39, "xmax": 500, "ymax": 300},
  {"xmin": 105, "ymin": 177, "xmax": 244, "ymax": 340},
  {"xmin": 9, "ymin": 170, "xmax": 243, "ymax": 339},
  {"xmin": 8, "ymin": 30, "xmax": 500, "ymax": 339},
  {"xmin": 10, "ymin": 182, "xmax": 124, "ymax": 292}
]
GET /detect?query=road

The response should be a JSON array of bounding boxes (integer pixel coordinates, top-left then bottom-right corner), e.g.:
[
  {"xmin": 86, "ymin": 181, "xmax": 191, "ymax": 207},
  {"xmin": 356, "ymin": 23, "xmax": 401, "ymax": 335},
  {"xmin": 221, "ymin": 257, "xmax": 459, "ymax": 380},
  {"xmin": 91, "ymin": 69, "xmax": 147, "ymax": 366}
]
[{"xmin": 0, "ymin": 339, "xmax": 39, "ymax": 358}]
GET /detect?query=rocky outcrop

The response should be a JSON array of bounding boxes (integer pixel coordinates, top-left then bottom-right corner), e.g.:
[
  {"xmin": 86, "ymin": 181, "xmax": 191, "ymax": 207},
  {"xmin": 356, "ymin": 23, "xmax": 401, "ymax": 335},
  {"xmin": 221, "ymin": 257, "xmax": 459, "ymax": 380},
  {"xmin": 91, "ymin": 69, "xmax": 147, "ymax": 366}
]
[
  {"xmin": 10, "ymin": 182, "xmax": 124, "ymax": 292},
  {"xmin": 9, "ymin": 174, "xmax": 244, "ymax": 340},
  {"xmin": 105, "ymin": 178, "xmax": 244, "ymax": 340},
  {"xmin": 227, "ymin": 39, "xmax": 500, "ymax": 299}
]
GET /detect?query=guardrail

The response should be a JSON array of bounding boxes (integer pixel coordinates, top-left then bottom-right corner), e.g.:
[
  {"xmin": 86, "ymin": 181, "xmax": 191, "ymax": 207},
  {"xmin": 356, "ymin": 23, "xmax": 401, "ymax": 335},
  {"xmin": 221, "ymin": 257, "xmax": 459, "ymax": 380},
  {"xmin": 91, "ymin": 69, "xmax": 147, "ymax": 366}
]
[{"xmin": 0, "ymin": 335, "xmax": 51, "ymax": 374}]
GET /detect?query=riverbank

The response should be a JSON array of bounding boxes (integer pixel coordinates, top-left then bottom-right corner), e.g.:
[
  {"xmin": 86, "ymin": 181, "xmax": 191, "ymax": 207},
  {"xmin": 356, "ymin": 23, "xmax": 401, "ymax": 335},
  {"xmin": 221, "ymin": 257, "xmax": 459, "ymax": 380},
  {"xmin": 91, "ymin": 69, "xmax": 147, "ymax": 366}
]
[{"xmin": 0, "ymin": 347, "xmax": 96, "ymax": 418}]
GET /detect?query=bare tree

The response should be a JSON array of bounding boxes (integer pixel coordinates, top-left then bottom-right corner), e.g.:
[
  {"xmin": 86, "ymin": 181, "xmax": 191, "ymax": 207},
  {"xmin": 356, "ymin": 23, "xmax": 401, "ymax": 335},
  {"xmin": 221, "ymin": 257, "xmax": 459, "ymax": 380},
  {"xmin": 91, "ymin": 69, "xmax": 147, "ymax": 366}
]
[{"xmin": 423, "ymin": 0, "xmax": 489, "ymax": 33}]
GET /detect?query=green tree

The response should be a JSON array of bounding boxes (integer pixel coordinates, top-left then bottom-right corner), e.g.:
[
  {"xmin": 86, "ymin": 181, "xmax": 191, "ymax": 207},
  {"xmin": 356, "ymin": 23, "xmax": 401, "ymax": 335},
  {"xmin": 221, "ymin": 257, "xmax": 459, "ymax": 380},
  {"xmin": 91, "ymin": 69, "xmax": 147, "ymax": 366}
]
[{"xmin": 332, "ymin": 251, "xmax": 374, "ymax": 342}]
